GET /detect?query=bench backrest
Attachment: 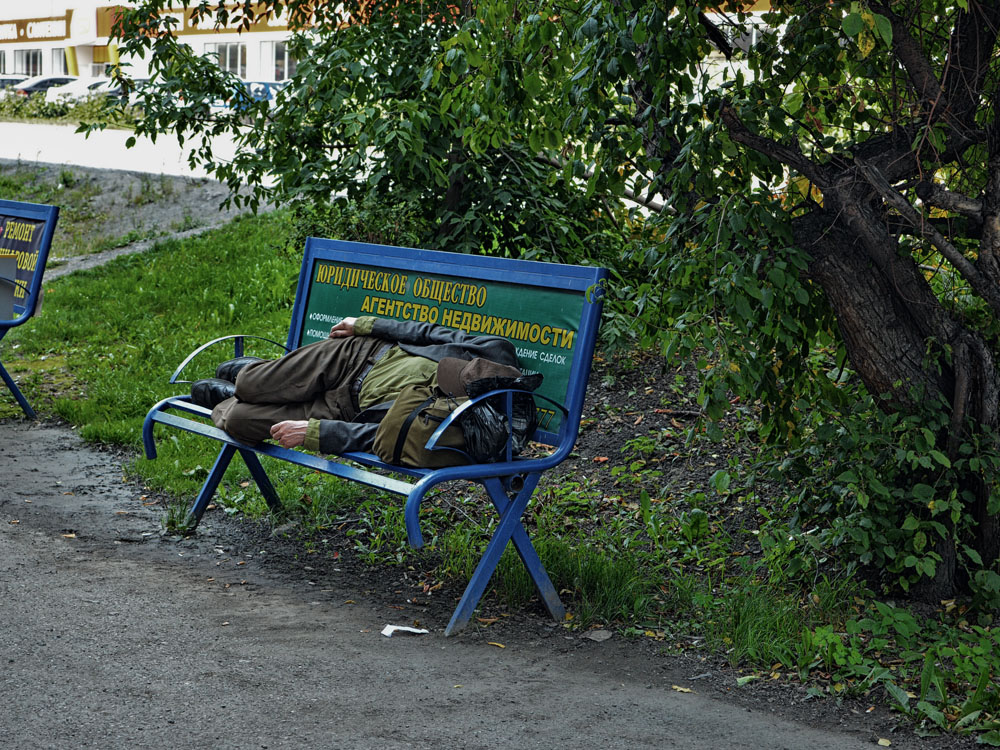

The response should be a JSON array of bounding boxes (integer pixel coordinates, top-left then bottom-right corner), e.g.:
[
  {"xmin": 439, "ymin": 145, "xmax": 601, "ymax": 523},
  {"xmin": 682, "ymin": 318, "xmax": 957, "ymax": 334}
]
[
  {"xmin": 0, "ymin": 199, "xmax": 59, "ymax": 326},
  {"xmin": 288, "ymin": 238, "xmax": 608, "ymax": 447}
]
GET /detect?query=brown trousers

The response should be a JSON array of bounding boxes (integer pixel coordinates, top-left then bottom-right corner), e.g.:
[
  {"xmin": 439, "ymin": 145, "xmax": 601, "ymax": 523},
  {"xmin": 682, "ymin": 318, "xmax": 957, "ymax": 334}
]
[{"xmin": 211, "ymin": 335, "xmax": 387, "ymax": 445}]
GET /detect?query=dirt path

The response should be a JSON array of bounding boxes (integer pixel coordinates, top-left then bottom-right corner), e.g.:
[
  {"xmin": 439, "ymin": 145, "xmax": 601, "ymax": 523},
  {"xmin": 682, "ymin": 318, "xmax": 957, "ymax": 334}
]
[{"xmin": 0, "ymin": 420, "xmax": 896, "ymax": 749}]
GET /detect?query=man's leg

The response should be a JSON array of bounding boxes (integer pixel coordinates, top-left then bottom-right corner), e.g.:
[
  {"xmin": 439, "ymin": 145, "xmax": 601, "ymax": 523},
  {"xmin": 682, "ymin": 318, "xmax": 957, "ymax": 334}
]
[
  {"xmin": 211, "ymin": 399, "xmax": 311, "ymax": 445},
  {"xmin": 211, "ymin": 335, "xmax": 389, "ymax": 445},
  {"xmin": 234, "ymin": 335, "xmax": 385, "ymax": 405}
]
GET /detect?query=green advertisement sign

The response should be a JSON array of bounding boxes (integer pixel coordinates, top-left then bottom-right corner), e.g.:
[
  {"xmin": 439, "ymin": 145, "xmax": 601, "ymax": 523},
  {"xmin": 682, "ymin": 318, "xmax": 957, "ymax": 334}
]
[{"xmin": 301, "ymin": 259, "xmax": 585, "ymax": 433}]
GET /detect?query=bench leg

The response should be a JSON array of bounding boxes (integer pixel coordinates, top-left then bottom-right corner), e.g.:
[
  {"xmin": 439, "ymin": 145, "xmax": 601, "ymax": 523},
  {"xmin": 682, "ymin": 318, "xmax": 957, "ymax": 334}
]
[
  {"xmin": 186, "ymin": 445, "xmax": 286, "ymax": 529},
  {"xmin": 484, "ymin": 477, "xmax": 566, "ymax": 625},
  {"xmin": 444, "ymin": 474, "xmax": 565, "ymax": 635},
  {"xmin": 0, "ymin": 360, "xmax": 35, "ymax": 419},
  {"xmin": 185, "ymin": 444, "xmax": 238, "ymax": 529},
  {"xmin": 237, "ymin": 448, "xmax": 283, "ymax": 515}
]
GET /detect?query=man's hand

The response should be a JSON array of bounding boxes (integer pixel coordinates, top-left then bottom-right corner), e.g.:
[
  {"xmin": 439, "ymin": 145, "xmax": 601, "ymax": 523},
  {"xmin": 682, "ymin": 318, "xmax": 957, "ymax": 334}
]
[
  {"xmin": 329, "ymin": 317, "xmax": 358, "ymax": 338},
  {"xmin": 270, "ymin": 420, "xmax": 309, "ymax": 448}
]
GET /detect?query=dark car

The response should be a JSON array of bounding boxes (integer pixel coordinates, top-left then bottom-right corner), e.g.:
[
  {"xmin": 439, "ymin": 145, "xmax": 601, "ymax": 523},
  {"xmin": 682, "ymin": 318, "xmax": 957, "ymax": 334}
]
[
  {"xmin": 0, "ymin": 75, "xmax": 26, "ymax": 90},
  {"xmin": 13, "ymin": 75, "xmax": 78, "ymax": 96}
]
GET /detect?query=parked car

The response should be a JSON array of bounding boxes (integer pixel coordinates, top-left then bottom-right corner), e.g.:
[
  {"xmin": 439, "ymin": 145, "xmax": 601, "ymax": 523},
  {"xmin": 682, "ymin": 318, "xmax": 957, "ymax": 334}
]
[
  {"xmin": 210, "ymin": 80, "xmax": 288, "ymax": 112},
  {"xmin": 13, "ymin": 75, "xmax": 77, "ymax": 96},
  {"xmin": 0, "ymin": 75, "xmax": 26, "ymax": 90},
  {"xmin": 101, "ymin": 77, "xmax": 150, "ymax": 106},
  {"xmin": 44, "ymin": 77, "xmax": 109, "ymax": 103}
]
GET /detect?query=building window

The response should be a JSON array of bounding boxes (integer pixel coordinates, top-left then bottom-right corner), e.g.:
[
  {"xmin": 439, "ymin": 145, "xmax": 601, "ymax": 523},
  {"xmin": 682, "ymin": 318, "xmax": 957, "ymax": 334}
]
[
  {"xmin": 52, "ymin": 48, "xmax": 67, "ymax": 75},
  {"xmin": 263, "ymin": 40, "xmax": 296, "ymax": 81},
  {"xmin": 205, "ymin": 42, "xmax": 247, "ymax": 78},
  {"xmin": 0, "ymin": 51, "xmax": 5, "ymax": 74},
  {"xmin": 14, "ymin": 49, "xmax": 42, "ymax": 77}
]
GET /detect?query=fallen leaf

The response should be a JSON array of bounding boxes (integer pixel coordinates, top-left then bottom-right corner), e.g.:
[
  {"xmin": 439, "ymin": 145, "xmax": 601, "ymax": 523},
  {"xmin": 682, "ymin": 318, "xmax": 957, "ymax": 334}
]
[
  {"xmin": 8, "ymin": 520, "xmax": 19, "ymax": 525},
  {"xmin": 877, "ymin": 740, "xmax": 891, "ymax": 747},
  {"xmin": 671, "ymin": 685, "xmax": 693, "ymax": 693},
  {"xmin": 634, "ymin": 415, "xmax": 643, "ymax": 425},
  {"xmin": 583, "ymin": 629, "xmax": 613, "ymax": 642},
  {"xmin": 488, "ymin": 642, "xmax": 505, "ymax": 648},
  {"xmin": 476, "ymin": 617, "xmax": 499, "ymax": 625},
  {"xmin": 61, "ymin": 533, "xmax": 77, "ymax": 539},
  {"xmin": 593, "ymin": 456, "xmax": 609, "ymax": 463},
  {"xmin": 221, "ymin": 621, "xmax": 230, "ymax": 626},
  {"xmin": 736, "ymin": 675, "xmax": 758, "ymax": 687}
]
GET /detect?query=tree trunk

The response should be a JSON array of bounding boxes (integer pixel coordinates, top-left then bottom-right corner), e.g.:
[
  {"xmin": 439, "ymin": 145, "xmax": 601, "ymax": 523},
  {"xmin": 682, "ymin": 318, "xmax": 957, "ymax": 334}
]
[{"xmin": 794, "ymin": 209, "xmax": 1000, "ymax": 598}]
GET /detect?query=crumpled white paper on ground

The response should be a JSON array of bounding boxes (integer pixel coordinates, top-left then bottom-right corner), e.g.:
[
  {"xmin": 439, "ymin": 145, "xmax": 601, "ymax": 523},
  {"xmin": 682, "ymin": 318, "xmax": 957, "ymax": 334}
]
[{"xmin": 381, "ymin": 624, "xmax": 430, "ymax": 637}]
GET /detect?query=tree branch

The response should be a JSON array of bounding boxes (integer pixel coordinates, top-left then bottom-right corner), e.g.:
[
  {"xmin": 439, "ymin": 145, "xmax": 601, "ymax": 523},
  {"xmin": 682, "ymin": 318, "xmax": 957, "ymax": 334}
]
[
  {"xmin": 856, "ymin": 157, "xmax": 1000, "ymax": 317},
  {"xmin": 940, "ymin": 1, "xmax": 1000, "ymax": 125},
  {"xmin": 977, "ymin": 80, "xmax": 1000, "ymax": 284},
  {"xmin": 916, "ymin": 181, "xmax": 983, "ymax": 217},
  {"xmin": 871, "ymin": 3, "xmax": 949, "ymax": 115},
  {"xmin": 719, "ymin": 104, "xmax": 829, "ymax": 186},
  {"xmin": 534, "ymin": 154, "xmax": 671, "ymax": 213}
]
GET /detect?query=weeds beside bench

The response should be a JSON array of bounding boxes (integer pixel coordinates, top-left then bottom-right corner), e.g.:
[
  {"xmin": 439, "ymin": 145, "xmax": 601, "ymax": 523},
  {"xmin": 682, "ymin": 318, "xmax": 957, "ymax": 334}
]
[{"xmin": 143, "ymin": 238, "xmax": 607, "ymax": 634}]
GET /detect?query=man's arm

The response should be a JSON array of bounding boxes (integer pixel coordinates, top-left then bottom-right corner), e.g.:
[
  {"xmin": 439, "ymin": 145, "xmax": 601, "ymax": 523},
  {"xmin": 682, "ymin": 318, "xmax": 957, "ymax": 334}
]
[
  {"xmin": 370, "ymin": 318, "xmax": 520, "ymax": 366},
  {"xmin": 271, "ymin": 418, "xmax": 378, "ymax": 455},
  {"xmin": 329, "ymin": 314, "xmax": 520, "ymax": 368},
  {"xmin": 328, "ymin": 317, "xmax": 359, "ymax": 338}
]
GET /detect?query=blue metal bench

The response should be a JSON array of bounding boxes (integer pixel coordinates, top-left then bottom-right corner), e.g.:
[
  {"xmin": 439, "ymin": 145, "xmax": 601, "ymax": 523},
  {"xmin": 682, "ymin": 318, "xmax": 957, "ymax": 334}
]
[
  {"xmin": 143, "ymin": 238, "xmax": 607, "ymax": 634},
  {"xmin": 0, "ymin": 200, "xmax": 59, "ymax": 419}
]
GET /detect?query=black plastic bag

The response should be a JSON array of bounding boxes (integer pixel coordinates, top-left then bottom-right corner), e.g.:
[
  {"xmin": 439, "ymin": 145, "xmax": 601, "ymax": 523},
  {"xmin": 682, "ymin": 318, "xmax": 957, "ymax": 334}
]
[{"xmin": 459, "ymin": 374, "xmax": 542, "ymax": 463}]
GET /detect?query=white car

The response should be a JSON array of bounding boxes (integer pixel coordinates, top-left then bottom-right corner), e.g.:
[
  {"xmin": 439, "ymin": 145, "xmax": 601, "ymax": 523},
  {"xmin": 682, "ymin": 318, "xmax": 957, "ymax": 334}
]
[{"xmin": 44, "ymin": 77, "xmax": 109, "ymax": 103}]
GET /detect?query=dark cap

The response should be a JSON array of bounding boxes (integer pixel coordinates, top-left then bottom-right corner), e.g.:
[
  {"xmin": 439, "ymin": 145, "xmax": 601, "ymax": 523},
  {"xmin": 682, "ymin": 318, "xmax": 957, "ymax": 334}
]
[{"xmin": 437, "ymin": 357, "xmax": 523, "ymax": 397}]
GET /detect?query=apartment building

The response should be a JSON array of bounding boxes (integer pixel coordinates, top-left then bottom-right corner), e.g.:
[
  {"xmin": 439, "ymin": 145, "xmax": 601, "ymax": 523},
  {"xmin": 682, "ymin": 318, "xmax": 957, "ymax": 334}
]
[{"xmin": 0, "ymin": 1, "xmax": 297, "ymax": 81}]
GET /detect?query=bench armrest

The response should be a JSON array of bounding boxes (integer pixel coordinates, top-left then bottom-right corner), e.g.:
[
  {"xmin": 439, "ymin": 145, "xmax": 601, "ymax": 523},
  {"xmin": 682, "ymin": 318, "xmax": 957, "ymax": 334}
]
[
  {"xmin": 425, "ymin": 388, "xmax": 569, "ymax": 462},
  {"xmin": 0, "ymin": 276, "xmax": 32, "ymax": 327},
  {"xmin": 169, "ymin": 334, "xmax": 291, "ymax": 384}
]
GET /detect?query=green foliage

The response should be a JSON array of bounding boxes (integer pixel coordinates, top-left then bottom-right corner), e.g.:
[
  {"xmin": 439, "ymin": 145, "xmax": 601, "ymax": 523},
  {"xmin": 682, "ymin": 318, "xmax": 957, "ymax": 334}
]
[
  {"xmin": 103, "ymin": 0, "xmax": 619, "ymax": 260},
  {"xmin": 288, "ymin": 194, "xmax": 433, "ymax": 251},
  {"xmin": 752, "ymin": 383, "xmax": 1000, "ymax": 607},
  {"xmin": 0, "ymin": 91, "xmax": 139, "ymax": 128}
]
